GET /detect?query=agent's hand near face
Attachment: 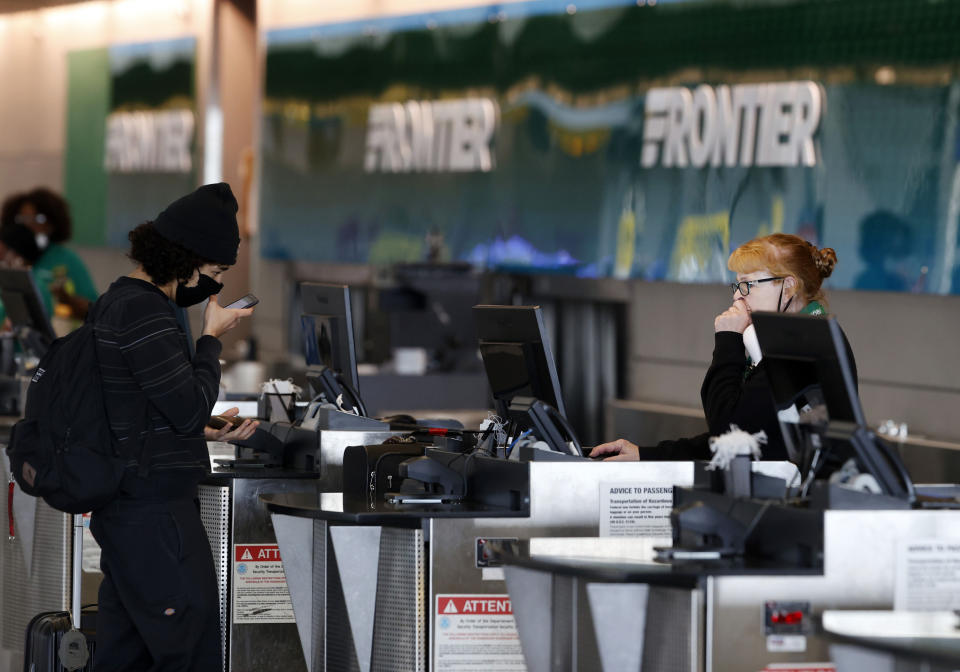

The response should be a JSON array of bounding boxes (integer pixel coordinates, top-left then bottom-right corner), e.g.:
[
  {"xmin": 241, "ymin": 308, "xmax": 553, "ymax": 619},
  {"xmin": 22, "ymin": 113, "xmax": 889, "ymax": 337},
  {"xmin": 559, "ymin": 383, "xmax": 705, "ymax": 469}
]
[
  {"xmin": 714, "ymin": 298, "xmax": 751, "ymax": 333},
  {"xmin": 588, "ymin": 438, "xmax": 640, "ymax": 461},
  {"xmin": 204, "ymin": 406, "xmax": 259, "ymax": 441}
]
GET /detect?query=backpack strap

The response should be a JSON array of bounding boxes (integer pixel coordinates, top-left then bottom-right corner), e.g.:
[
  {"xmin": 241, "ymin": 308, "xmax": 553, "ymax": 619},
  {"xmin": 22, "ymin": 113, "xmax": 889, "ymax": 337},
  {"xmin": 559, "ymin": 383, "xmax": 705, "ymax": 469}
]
[{"xmin": 87, "ymin": 285, "xmax": 145, "ymax": 325}]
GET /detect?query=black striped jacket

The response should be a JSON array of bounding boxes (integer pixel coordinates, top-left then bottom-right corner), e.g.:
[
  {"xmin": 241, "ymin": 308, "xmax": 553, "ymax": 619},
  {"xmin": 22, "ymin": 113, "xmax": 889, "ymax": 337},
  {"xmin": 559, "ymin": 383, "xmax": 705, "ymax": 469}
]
[{"xmin": 92, "ymin": 277, "xmax": 221, "ymax": 497}]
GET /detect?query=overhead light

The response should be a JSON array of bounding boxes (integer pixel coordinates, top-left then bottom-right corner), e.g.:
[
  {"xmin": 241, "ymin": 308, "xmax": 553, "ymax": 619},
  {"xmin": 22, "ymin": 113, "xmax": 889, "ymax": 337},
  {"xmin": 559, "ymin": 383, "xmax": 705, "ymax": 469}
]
[{"xmin": 875, "ymin": 66, "xmax": 896, "ymax": 85}]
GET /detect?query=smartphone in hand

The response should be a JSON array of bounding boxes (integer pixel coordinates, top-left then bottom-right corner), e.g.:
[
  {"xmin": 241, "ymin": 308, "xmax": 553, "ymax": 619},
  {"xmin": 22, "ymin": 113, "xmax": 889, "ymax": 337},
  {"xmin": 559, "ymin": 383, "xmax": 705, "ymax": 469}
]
[
  {"xmin": 208, "ymin": 415, "xmax": 247, "ymax": 430},
  {"xmin": 224, "ymin": 293, "xmax": 259, "ymax": 309}
]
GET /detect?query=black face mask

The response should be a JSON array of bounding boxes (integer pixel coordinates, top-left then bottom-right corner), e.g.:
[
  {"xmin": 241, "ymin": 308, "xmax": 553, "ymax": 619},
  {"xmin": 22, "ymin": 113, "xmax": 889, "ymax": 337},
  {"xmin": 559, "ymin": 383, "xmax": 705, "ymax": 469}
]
[{"xmin": 175, "ymin": 273, "xmax": 223, "ymax": 307}]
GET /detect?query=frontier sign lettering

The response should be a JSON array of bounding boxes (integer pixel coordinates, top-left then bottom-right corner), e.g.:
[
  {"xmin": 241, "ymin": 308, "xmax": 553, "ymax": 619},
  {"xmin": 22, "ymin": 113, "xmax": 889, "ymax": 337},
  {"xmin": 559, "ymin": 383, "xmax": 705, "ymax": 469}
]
[
  {"xmin": 641, "ymin": 81, "xmax": 823, "ymax": 169},
  {"xmin": 104, "ymin": 109, "xmax": 194, "ymax": 173},
  {"xmin": 364, "ymin": 98, "xmax": 497, "ymax": 173}
]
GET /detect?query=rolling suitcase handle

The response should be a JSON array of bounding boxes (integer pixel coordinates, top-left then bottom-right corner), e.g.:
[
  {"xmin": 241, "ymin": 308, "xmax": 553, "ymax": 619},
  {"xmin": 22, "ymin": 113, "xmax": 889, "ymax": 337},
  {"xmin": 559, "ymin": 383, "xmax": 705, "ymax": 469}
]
[
  {"xmin": 22, "ymin": 513, "xmax": 92, "ymax": 672},
  {"xmin": 71, "ymin": 514, "xmax": 83, "ymax": 629},
  {"xmin": 8, "ymin": 474, "xmax": 14, "ymax": 540},
  {"xmin": 57, "ymin": 514, "xmax": 90, "ymax": 670}
]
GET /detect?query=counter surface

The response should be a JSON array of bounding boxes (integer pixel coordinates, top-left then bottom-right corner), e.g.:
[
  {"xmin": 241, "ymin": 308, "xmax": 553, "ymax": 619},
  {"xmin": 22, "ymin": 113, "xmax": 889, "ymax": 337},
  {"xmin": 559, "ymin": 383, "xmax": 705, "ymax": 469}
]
[
  {"xmin": 260, "ymin": 490, "xmax": 529, "ymax": 524},
  {"xmin": 823, "ymin": 610, "xmax": 960, "ymax": 666},
  {"xmin": 205, "ymin": 466, "xmax": 320, "ymax": 482},
  {"xmin": 492, "ymin": 537, "xmax": 823, "ymax": 588}
]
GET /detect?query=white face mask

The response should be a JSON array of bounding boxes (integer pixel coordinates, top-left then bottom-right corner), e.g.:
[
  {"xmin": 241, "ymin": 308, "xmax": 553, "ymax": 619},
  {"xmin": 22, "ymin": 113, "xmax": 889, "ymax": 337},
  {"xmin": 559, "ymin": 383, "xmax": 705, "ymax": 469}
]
[
  {"xmin": 743, "ymin": 323, "xmax": 763, "ymax": 364},
  {"xmin": 34, "ymin": 232, "xmax": 49, "ymax": 252}
]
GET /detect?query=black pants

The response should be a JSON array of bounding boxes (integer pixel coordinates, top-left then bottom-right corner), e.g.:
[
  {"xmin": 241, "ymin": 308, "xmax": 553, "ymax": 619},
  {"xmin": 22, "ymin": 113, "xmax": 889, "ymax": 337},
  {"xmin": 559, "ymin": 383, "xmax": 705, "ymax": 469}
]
[{"xmin": 90, "ymin": 497, "xmax": 221, "ymax": 672}]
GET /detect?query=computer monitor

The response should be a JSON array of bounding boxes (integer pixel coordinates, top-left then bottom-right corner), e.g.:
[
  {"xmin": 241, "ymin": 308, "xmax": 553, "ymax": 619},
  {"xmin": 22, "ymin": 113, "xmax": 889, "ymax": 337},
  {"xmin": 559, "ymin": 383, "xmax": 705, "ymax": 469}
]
[
  {"xmin": 379, "ymin": 263, "xmax": 480, "ymax": 372},
  {"xmin": 752, "ymin": 312, "xmax": 863, "ymax": 426},
  {"xmin": 474, "ymin": 304, "xmax": 583, "ymax": 457},
  {"xmin": 299, "ymin": 282, "xmax": 361, "ymax": 397},
  {"xmin": 474, "ymin": 305, "xmax": 566, "ymax": 419},
  {"xmin": 752, "ymin": 312, "xmax": 913, "ymax": 500},
  {"xmin": 0, "ymin": 268, "xmax": 55, "ymax": 351}
]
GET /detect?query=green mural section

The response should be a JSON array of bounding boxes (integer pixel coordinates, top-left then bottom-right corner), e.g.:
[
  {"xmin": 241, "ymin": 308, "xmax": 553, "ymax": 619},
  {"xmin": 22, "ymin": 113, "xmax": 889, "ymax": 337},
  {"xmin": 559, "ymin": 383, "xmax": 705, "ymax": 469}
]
[
  {"xmin": 106, "ymin": 40, "xmax": 197, "ymax": 246},
  {"xmin": 265, "ymin": 0, "xmax": 960, "ymax": 103},
  {"xmin": 64, "ymin": 48, "xmax": 110, "ymax": 247},
  {"xmin": 64, "ymin": 38, "xmax": 197, "ymax": 248}
]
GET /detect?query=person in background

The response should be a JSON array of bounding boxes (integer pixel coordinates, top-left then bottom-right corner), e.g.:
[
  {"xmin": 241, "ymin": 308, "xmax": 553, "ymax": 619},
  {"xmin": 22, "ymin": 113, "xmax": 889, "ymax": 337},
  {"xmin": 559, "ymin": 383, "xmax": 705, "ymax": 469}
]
[
  {"xmin": 0, "ymin": 187, "xmax": 98, "ymax": 321},
  {"xmin": 853, "ymin": 210, "xmax": 912, "ymax": 292},
  {"xmin": 591, "ymin": 233, "xmax": 854, "ymax": 462}
]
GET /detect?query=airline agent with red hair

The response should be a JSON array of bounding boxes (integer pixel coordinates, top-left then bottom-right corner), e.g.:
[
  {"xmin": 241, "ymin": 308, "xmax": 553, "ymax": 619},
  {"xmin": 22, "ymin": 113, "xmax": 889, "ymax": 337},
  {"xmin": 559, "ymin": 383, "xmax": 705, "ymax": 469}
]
[{"xmin": 591, "ymin": 233, "xmax": 855, "ymax": 462}]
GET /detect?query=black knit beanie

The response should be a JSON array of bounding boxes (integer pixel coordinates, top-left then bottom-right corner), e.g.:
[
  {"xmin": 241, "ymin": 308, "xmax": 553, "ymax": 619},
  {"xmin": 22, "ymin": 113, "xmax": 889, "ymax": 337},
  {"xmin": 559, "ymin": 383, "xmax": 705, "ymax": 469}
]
[{"xmin": 153, "ymin": 183, "xmax": 240, "ymax": 265}]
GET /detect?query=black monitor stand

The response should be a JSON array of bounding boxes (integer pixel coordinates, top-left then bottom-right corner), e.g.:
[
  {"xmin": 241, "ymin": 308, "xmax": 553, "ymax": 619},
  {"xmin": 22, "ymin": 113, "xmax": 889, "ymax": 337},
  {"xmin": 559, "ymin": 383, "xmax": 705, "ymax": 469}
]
[
  {"xmin": 507, "ymin": 396, "xmax": 583, "ymax": 457},
  {"xmin": 0, "ymin": 268, "xmax": 55, "ymax": 360},
  {"xmin": 307, "ymin": 367, "xmax": 367, "ymax": 417}
]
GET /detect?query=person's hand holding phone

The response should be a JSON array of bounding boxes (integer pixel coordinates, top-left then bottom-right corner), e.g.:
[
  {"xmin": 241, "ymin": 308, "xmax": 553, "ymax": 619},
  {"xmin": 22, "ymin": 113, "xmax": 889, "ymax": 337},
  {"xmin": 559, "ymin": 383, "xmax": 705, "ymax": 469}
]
[
  {"xmin": 205, "ymin": 406, "xmax": 259, "ymax": 441},
  {"xmin": 202, "ymin": 295, "xmax": 255, "ymax": 339},
  {"xmin": 224, "ymin": 293, "xmax": 259, "ymax": 310}
]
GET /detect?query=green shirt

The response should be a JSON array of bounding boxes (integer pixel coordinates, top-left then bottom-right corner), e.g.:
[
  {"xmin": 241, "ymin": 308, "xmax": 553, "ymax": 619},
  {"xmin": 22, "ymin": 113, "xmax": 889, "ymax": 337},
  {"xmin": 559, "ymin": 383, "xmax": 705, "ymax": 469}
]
[{"xmin": 0, "ymin": 244, "xmax": 99, "ymax": 324}]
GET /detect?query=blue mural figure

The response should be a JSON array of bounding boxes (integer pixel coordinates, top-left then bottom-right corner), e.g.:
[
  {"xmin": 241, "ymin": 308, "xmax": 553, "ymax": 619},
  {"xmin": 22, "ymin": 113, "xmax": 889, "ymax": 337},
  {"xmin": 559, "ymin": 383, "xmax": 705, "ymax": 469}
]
[
  {"xmin": 336, "ymin": 216, "xmax": 362, "ymax": 261},
  {"xmin": 854, "ymin": 210, "xmax": 912, "ymax": 292}
]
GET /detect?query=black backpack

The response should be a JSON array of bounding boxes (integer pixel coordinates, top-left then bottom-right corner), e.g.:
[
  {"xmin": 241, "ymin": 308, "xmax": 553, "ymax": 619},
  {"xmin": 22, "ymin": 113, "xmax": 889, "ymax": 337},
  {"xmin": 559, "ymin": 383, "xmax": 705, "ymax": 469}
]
[{"xmin": 6, "ymin": 291, "xmax": 142, "ymax": 513}]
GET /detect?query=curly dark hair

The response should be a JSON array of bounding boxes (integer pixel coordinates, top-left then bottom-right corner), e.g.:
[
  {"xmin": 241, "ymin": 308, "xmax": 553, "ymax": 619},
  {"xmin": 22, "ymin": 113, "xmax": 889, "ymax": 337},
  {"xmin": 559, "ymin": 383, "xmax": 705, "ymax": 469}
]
[
  {"xmin": 1, "ymin": 187, "xmax": 73, "ymax": 243},
  {"xmin": 128, "ymin": 222, "xmax": 214, "ymax": 285}
]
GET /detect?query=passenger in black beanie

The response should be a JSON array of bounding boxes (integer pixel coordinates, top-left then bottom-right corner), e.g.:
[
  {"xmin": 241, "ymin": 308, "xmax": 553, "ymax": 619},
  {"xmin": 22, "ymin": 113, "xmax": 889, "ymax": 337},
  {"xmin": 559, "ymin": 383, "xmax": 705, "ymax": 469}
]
[
  {"xmin": 153, "ymin": 181, "xmax": 242, "ymax": 265},
  {"xmin": 88, "ymin": 182, "xmax": 258, "ymax": 672}
]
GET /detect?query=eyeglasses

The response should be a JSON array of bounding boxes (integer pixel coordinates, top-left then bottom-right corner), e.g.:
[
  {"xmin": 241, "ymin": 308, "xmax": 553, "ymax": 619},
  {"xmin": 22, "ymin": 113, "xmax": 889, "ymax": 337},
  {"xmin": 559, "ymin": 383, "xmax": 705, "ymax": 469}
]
[
  {"xmin": 729, "ymin": 277, "xmax": 783, "ymax": 296},
  {"xmin": 14, "ymin": 213, "xmax": 47, "ymax": 226}
]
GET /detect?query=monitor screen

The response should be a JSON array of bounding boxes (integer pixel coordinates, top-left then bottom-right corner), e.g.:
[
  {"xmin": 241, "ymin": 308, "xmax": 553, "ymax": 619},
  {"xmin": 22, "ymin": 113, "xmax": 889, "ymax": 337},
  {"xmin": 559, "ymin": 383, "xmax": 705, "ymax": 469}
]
[
  {"xmin": 0, "ymin": 268, "xmax": 56, "ymax": 346},
  {"xmin": 752, "ymin": 311, "xmax": 911, "ymax": 499},
  {"xmin": 301, "ymin": 315, "xmax": 340, "ymax": 370},
  {"xmin": 379, "ymin": 263, "xmax": 480, "ymax": 358},
  {"xmin": 474, "ymin": 305, "xmax": 566, "ymax": 418},
  {"xmin": 299, "ymin": 283, "xmax": 360, "ymax": 394},
  {"xmin": 478, "ymin": 341, "xmax": 557, "ymax": 410},
  {"xmin": 752, "ymin": 312, "xmax": 863, "ymax": 426}
]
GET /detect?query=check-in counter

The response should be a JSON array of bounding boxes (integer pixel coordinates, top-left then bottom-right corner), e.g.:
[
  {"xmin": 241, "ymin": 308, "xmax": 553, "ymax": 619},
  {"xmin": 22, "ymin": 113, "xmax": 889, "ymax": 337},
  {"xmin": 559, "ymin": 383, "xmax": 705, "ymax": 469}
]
[
  {"xmin": 824, "ymin": 610, "xmax": 960, "ymax": 672},
  {"xmin": 199, "ymin": 468, "xmax": 319, "ymax": 672},
  {"xmin": 196, "ymin": 425, "xmax": 398, "ymax": 672},
  {"xmin": 606, "ymin": 397, "xmax": 960, "ymax": 484},
  {"xmin": 494, "ymin": 508, "xmax": 960, "ymax": 672},
  {"xmin": 0, "ymin": 450, "xmax": 72, "ymax": 672},
  {"xmin": 261, "ymin": 456, "xmax": 529, "ymax": 672},
  {"xmin": 262, "ymin": 458, "xmax": 798, "ymax": 671}
]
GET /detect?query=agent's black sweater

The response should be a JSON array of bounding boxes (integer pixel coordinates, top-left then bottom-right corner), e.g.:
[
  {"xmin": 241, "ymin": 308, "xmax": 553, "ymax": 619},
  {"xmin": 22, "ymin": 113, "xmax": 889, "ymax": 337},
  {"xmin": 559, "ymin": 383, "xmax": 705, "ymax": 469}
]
[
  {"xmin": 92, "ymin": 277, "xmax": 221, "ymax": 499},
  {"xmin": 637, "ymin": 330, "xmax": 857, "ymax": 461}
]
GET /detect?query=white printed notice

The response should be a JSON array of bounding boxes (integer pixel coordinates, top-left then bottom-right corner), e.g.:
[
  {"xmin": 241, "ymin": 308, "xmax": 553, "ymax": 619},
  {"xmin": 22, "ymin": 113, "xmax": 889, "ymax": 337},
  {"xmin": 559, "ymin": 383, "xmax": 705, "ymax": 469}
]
[
  {"xmin": 232, "ymin": 544, "xmax": 295, "ymax": 624},
  {"xmin": 895, "ymin": 538, "xmax": 960, "ymax": 611},
  {"xmin": 600, "ymin": 482, "xmax": 674, "ymax": 537},
  {"xmin": 434, "ymin": 594, "xmax": 525, "ymax": 671}
]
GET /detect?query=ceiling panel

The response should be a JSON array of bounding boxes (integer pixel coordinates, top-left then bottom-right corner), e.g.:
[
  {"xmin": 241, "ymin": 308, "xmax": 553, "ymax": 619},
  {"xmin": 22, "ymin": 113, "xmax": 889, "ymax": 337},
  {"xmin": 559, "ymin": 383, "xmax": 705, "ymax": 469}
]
[{"xmin": 0, "ymin": 0, "xmax": 95, "ymax": 14}]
